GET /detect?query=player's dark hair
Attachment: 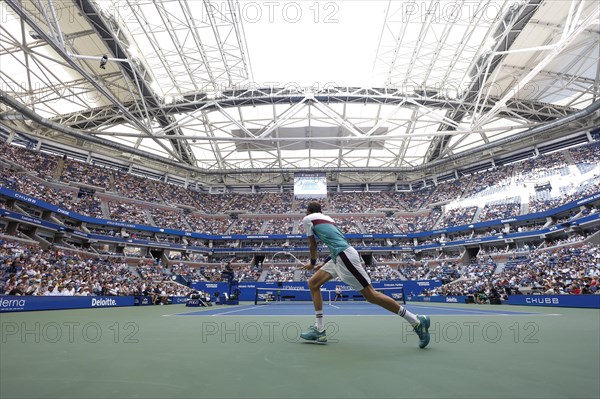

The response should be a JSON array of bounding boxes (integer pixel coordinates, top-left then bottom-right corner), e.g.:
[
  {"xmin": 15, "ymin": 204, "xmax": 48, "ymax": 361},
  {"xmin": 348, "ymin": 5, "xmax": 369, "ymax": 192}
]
[{"xmin": 307, "ymin": 202, "xmax": 322, "ymax": 214}]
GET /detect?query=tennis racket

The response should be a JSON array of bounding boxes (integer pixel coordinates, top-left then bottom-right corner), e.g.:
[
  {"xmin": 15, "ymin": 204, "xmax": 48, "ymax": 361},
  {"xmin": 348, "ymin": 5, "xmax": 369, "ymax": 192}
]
[{"xmin": 268, "ymin": 251, "xmax": 306, "ymax": 269}]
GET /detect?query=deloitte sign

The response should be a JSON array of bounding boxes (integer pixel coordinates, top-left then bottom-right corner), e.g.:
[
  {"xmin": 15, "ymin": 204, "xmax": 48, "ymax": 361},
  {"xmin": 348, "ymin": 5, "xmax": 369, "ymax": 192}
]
[
  {"xmin": 0, "ymin": 296, "xmax": 135, "ymax": 312},
  {"xmin": 91, "ymin": 298, "xmax": 118, "ymax": 307}
]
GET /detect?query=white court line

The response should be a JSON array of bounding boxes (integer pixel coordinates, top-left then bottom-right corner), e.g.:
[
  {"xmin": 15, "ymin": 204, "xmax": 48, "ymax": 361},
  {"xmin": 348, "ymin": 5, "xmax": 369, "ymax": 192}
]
[
  {"xmin": 162, "ymin": 304, "xmax": 563, "ymax": 317},
  {"xmin": 210, "ymin": 305, "xmax": 263, "ymax": 316},
  {"xmin": 162, "ymin": 310, "xmax": 208, "ymax": 317},
  {"xmin": 161, "ymin": 305, "xmax": 254, "ymax": 317},
  {"xmin": 406, "ymin": 304, "xmax": 531, "ymax": 316},
  {"xmin": 162, "ymin": 305, "xmax": 248, "ymax": 317},
  {"xmin": 165, "ymin": 313, "xmax": 563, "ymax": 317}
]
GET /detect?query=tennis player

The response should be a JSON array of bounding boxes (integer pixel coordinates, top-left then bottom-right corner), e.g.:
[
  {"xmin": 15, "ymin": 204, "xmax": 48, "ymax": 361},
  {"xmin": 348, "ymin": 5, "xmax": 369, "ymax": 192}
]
[
  {"xmin": 334, "ymin": 286, "xmax": 342, "ymax": 302},
  {"xmin": 300, "ymin": 202, "xmax": 430, "ymax": 348}
]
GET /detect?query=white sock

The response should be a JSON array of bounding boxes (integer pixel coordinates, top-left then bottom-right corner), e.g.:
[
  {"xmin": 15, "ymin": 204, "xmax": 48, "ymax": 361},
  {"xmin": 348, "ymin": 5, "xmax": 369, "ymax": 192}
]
[
  {"xmin": 315, "ymin": 310, "xmax": 324, "ymax": 331},
  {"xmin": 398, "ymin": 306, "xmax": 419, "ymax": 326}
]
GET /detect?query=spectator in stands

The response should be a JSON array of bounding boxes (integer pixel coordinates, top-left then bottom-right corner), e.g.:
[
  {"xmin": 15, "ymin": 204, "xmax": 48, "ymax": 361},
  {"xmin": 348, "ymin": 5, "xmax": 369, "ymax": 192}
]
[
  {"xmin": 569, "ymin": 283, "xmax": 581, "ymax": 295},
  {"xmin": 477, "ymin": 291, "xmax": 489, "ymax": 304},
  {"xmin": 8, "ymin": 282, "xmax": 26, "ymax": 295}
]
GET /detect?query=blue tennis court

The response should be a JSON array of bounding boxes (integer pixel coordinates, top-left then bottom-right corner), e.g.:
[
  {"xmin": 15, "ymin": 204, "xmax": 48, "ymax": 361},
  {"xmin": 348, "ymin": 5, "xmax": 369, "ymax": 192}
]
[{"xmin": 169, "ymin": 302, "xmax": 544, "ymax": 317}]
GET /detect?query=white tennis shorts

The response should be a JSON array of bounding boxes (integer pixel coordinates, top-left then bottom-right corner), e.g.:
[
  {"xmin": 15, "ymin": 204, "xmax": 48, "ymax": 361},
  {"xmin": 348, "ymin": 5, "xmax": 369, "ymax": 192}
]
[{"xmin": 320, "ymin": 246, "xmax": 371, "ymax": 292}]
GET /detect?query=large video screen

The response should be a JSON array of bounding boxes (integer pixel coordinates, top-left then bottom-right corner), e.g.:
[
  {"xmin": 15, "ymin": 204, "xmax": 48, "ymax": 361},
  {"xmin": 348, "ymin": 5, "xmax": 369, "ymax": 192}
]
[{"xmin": 294, "ymin": 173, "xmax": 327, "ymax": 199}]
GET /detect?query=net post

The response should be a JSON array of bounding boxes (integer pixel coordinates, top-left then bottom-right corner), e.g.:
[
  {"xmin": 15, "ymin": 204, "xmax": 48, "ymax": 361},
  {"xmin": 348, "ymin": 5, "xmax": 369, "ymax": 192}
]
[{"xmin": 254, "ymin": 287, "xmax": 258, "ymax": 305}]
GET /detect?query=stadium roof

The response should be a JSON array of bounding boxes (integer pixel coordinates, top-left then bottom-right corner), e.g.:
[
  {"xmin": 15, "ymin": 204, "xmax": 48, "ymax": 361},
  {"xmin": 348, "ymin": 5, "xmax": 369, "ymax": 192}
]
[{"xmin": 0, "ymin": 0, "xmax": 599, "ymax": 176}]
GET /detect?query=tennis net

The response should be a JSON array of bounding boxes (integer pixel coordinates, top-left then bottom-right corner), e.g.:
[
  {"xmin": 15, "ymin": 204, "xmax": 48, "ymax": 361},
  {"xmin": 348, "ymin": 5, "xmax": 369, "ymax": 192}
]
[{"xmin": 254, "ymin": 287, "xmax": 405, "ymax": 305}]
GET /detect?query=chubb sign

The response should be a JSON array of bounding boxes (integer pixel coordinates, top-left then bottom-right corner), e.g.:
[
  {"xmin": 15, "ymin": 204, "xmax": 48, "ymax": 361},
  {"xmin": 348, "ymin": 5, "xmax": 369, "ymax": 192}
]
[
  {"xmin": 526, "ymin": 297, "xmax": 559, "ymax": 305},
  {"xmin": 508, "ymin": 295, "xmax": 599, "ymax": 309}
]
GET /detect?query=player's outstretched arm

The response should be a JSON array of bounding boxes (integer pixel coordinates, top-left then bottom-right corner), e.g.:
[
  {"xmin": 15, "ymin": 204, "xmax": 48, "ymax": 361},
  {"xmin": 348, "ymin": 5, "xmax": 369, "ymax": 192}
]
[
  {"xmin": 303, "ymin": 254, "xmax": 331, "ymax": 273},
  {"xmin": 304, "ymin": 235, "xmax": 319, "ymax": 270}
]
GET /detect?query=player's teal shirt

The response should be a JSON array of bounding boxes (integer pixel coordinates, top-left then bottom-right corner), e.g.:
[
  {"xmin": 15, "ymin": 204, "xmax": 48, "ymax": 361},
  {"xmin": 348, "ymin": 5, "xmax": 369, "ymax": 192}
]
[{"xmin": 302, "ymin": 212, "xmax": 350, "ymax": 261}]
